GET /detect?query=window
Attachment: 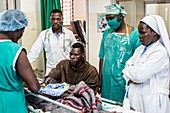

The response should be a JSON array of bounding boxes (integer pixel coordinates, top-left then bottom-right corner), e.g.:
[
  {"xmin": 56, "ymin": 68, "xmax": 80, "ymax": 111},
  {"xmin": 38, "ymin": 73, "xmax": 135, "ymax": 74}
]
[{"xmin": 61, "ymin": 0, "xmax": 74, "ymax": 25}]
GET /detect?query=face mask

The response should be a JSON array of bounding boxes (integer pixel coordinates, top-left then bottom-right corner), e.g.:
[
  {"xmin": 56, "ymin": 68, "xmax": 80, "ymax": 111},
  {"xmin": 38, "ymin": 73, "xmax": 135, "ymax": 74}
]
[{"xmin": 107, "ymin": 17, "xmax": 121, "ymax": 30}]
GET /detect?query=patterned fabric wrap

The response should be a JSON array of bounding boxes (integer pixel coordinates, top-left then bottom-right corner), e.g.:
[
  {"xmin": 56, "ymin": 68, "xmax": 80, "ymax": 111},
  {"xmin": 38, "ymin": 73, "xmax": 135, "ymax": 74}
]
[
  {"xmin": 57, "ymin": 81, "xmax": 102, "ymax": 113},
  {"xmin": 105, "ymin": 4, "xmax": 127, "ymax": 16}
]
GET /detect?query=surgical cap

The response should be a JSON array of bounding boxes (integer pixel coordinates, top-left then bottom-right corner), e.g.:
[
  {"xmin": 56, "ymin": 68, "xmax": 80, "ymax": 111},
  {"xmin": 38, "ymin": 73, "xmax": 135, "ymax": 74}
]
[
  {"xmin": 105, "ymin": 4, "xmax": 127, "ymax": 16},
  {"xmin": 140, "ymin": 15, "xmax": 170, "ymax": 58},
  {"xmin": 0, "ymin": 9, "xmax": 28, "ymax": 32}
]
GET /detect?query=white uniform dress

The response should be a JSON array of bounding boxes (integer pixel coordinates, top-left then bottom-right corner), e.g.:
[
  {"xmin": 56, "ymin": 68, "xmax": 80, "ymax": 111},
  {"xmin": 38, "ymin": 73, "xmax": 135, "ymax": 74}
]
[
  {"xmin": 123, "ymin": 40, "xmax": 170, "ymax": 113},
  {"xmin": 28, "ymin": 27, "xmax": 77, "ymax": 76}
]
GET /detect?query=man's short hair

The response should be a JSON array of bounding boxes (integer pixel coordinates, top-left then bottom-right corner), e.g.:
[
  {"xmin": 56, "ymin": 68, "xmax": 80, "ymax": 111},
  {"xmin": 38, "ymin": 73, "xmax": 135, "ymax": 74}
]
[
  {"xmin": 50, "ymin": 9, "xmax": 62, "ymax": 16},
  {"xmin": 72, "ymin": 43, "xmax": 85, "ymax": 54}
]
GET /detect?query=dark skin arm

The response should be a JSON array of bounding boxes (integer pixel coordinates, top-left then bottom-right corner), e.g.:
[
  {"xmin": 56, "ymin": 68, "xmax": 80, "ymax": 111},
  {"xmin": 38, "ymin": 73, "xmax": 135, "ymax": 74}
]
[
  {"xmin": 16, "ymin": 50, "xmax": 40, "ymax": 93},
  {"xmin": 128, "ymin": 80, "xmax": 139, "ymax": 85},
  {"xmin": 44, "ymin": 63, "xmax": 99, "ymax": 94},
  {"xmin": 43, "ymin": 64, "xmax": 61, "ymax": 85},
  {"xmin": 98, "ymin": 58, "xmax": 103, "ymax": 94},
  {"xmin": 43, "ymin": 70, "xmax": 58, "ymax": 85},
  {"xmin": 44, "ymin": 76, "xmax": 57, "ymax": 85}
]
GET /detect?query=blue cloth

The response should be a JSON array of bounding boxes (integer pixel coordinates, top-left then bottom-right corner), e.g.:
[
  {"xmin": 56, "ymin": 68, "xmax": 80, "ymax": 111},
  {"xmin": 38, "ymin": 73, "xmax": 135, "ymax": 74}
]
[
  {"xmin": 140, "ymin": 47, "xmax": 147, "ymax": 56},
  {"xmin": 140, "ymin": 44, "xmax": 154, "ymax": 57},
  {"xmin": 0, "ymin": 9, "xmax": 28, "ymax": 31},
  {"xmin": 53, "ymin": 27, "xmax": 65, "ymax": 40},
  {"xmin": 38, "ymin": 83, "xmax": 70, "ymax": 97}
]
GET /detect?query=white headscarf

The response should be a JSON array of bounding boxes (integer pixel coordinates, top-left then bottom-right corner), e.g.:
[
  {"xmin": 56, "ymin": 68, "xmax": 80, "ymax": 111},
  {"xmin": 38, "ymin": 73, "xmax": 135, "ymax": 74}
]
[{"xmin": 140, "ymin": 15, "xmax": 170, "ymax": 58}]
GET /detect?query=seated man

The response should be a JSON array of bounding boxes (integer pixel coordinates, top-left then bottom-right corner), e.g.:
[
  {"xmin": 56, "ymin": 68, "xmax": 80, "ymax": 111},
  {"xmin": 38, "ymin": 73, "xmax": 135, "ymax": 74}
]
[{"xmin": 44, "ymin": 42, "xmax": 99, "ymax": 94}]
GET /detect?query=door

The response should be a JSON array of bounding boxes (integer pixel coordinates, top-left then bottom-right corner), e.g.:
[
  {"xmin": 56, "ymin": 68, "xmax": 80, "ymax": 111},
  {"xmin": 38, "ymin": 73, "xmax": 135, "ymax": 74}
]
[{"xmin": 145, "ymin": 2, "xmax": 170, "ymax": 36}]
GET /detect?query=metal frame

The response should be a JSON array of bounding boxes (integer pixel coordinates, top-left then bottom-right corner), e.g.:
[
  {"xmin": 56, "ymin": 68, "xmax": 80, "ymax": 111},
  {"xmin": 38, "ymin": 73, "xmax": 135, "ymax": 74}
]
[{"xmin": 25, "ymin": 88, "xmax": 82, "ymax": 113}]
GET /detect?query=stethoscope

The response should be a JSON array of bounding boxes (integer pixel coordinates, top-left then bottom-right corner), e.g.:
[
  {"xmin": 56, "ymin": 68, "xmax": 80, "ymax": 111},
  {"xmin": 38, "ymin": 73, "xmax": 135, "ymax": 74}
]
[{"xmin": 44, "ymin": 27, "xmax": 66, "ymax": 52}]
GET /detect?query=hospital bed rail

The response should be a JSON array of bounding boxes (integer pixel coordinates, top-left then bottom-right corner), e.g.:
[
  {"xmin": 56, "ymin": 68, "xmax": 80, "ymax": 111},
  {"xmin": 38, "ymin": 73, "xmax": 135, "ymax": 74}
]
[{"xmin": 25, "ymin": 88, "xmax": 83, "ymax": 113}]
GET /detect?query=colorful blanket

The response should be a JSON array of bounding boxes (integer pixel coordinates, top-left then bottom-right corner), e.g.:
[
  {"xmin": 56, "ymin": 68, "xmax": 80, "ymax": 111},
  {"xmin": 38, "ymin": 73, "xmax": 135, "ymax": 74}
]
[{"xmin": 57, "ymin": 81, "xmax": 102, "ymax": 113}]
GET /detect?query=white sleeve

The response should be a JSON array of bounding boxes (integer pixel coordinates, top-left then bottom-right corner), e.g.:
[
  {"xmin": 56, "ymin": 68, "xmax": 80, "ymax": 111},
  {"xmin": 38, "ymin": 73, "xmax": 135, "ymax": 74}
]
[
  {"xmin": 122, "ymin": 48, "xmax": 169, "ymax": 83},
  {"xmin": 27, "ymin": 31, "xmax": 45, "ymax": 63},
  {"xmin": 70, "ymin": 31, "xmax": 77, "ymax": 45}
]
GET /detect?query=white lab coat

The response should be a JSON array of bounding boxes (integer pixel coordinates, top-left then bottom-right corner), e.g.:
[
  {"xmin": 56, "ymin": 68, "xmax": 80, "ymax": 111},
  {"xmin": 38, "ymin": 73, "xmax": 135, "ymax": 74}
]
[
  {"xmin": 27, "ymin": 27, "xmax": 77, "ymax": 76},
  {"xmin": 123, "ymin": 40, "xmax": 170, "ymax": 113}
]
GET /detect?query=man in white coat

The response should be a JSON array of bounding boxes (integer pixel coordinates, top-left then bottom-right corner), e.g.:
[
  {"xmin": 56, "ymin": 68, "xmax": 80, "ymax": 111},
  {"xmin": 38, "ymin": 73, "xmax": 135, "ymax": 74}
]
[
  {"xmin": 28, "ymin": 9, "xmax": 77, "ymax": 76},
  {"xmin": 123, "ymin": 15, "xmax": 170, "ymax": 113}
]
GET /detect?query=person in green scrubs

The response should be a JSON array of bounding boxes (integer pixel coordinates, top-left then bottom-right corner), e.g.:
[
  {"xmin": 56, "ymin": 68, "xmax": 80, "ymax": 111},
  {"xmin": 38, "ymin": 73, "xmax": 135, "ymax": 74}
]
[
  {"xmin": 0, "ymin": 9, "xmax": 40, "ymax": 113},
  {"xmin": 98, "ymin": 4, "xmax": 141, "ymax": 103}
]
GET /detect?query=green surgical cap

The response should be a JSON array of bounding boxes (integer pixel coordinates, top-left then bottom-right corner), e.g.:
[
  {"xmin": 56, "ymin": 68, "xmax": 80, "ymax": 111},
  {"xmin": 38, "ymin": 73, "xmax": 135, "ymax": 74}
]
[
  {"xmin": 0, "ymin": 9, "xmax": 28, "ymax": 32},
  {"xmin": 105, "ymin": 4, "xmax": 127, "ymax": 16}
]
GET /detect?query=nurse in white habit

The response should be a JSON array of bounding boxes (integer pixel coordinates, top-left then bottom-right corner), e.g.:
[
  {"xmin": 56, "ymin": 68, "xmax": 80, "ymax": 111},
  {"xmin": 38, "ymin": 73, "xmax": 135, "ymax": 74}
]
[{"xmin": 122, "ymin": 15, "xmax": 170, "ymax": 113}]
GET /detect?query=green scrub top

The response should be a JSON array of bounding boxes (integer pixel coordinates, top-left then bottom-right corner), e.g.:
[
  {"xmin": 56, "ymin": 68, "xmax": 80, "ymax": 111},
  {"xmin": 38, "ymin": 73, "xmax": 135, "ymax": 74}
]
[
  {"xmin": 0, "ymin": 40, "xmax": 28, "ymax": 113},
  {"xmin": 98, "ymin": 27, "xmax": 141, "ymax": 102}
]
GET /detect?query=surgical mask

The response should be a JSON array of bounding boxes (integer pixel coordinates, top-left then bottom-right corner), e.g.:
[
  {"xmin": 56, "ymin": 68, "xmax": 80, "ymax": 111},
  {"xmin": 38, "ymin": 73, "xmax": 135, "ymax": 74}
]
[{"xmin": 107, "ymin": 17, "xmax": 121, "ymax": 30}]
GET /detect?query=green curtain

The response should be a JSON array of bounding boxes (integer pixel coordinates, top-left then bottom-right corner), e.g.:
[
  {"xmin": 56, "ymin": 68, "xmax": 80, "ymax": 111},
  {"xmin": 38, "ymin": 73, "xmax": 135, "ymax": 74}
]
[
  {"xmin": 40, "ymin": 0, "xmax": 61, "ymax": 72},
  {"xmin": 40, "ymin": 0, "xmax": 61, "ymax": 30}
]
